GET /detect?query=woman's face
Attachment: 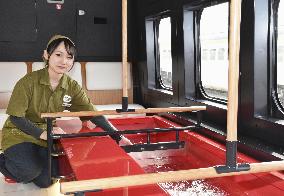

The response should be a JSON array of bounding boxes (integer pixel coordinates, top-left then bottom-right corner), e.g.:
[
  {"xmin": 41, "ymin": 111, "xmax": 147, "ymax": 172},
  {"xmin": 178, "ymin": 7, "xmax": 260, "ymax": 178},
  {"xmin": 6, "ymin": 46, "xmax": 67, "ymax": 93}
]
[{"xmin": 44, "ymin": 41, "xmax": 74, "ymax": 75}]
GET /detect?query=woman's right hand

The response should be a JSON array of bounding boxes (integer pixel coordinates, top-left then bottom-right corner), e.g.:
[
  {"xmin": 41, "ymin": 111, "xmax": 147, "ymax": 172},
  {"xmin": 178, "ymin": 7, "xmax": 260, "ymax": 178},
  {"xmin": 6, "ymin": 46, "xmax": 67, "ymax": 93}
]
[
  {"xmin": 52, "ymin": 127, "xmax": 66, "ymax": 134},
  {"xmin": 39, "ymin": 127, "xmax": 66, "ymax": 140}
]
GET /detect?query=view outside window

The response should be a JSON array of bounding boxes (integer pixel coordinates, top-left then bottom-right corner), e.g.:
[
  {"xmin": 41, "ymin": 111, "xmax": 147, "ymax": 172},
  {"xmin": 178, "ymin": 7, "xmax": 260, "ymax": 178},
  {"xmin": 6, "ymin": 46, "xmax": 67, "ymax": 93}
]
[
  {"xmin": 200, "ymin": 3, "xmax": 228, "ymax": 100},
  {"xmin": 158, "ymin": 17, "xmax": 172, "ymax": 89},
  {"xmin": 277, "ymin": 1, "xmax": 284, "ymax": 106}
]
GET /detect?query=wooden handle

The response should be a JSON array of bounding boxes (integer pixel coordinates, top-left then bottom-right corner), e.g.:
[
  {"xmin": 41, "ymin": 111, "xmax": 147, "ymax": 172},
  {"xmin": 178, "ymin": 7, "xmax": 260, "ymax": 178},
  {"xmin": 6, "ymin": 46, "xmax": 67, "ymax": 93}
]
[
  {"xmin": 227, "ymin": 0, "xmax": 242, "ymax": 141},
  {"xmin": 122, "ymin": 0, "xmax": 128, "ymax": 97},
  {"xmin": 41, "ymin": 106, "xmax": 206, "ymax": 118},
  {"xmin": 61, "ymin": 161, "xmax": 284, "ymax": 194}
]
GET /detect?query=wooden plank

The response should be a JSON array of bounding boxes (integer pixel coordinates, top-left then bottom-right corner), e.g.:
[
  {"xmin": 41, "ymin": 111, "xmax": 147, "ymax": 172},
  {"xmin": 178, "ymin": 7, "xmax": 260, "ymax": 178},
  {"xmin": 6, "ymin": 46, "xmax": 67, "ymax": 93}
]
[
  {"xmin": 41, "ymin": 106, "xmax": 206, "ymax": 118},
  {"xmin": 87, "ymin": 89, "xmax": 133, "ymax": 105},
  {"xmin": 61, "ymin": 161, "xmax": 284, "ymax": 194}
]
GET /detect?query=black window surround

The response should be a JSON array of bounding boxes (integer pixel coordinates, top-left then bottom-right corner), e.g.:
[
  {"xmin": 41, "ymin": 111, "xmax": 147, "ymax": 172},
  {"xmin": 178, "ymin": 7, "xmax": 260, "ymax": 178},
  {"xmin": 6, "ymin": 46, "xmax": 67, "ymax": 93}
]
[
  {"xmin": 145, "ymin": 11, "xmax": 173, "ymax": 92},
  {"xmin": 270, "ymin": 0, "xmax": 284, "ymax": 119},
  {"xmin": 183, "ymin": 0, "xmax": 228, "ymax": 105}
]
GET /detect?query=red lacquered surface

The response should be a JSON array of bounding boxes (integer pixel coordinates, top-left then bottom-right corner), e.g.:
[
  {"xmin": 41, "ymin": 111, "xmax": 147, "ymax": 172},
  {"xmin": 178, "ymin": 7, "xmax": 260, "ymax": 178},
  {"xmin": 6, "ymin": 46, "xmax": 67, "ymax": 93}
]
[
  {"xmin": 57, "ymin": 117, "xmax": 168, "ymax": 196},
  {"xmin": 57, "ymin": 116, "xmax": 284, "ymax": 196}
]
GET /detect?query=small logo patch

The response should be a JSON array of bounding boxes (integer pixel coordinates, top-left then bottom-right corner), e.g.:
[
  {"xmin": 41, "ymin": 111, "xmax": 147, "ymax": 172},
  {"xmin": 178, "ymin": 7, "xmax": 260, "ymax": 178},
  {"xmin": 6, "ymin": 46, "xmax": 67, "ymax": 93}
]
[{"xmin": 62, "ymin": 95, "xmax": 72, "ymax": 107}]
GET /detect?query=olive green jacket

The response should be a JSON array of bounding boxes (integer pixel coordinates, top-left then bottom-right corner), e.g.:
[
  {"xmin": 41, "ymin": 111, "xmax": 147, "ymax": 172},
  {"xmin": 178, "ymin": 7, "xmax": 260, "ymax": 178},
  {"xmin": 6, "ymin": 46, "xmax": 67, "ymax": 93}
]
[{"xmin": 1, "ymin": 68, "xmax": 95, "ymax": 151}]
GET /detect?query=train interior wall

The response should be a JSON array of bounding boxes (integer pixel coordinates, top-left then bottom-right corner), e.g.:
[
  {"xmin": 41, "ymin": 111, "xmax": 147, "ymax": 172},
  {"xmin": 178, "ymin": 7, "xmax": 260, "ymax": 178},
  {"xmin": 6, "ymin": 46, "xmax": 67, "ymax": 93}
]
[
  {"xmin": 130, "ymin": 0, "xmax": 284, "ymax": 159},
  {"xmin": 0, "ymin": 0, "xmax": 283, "ymax": 160}
]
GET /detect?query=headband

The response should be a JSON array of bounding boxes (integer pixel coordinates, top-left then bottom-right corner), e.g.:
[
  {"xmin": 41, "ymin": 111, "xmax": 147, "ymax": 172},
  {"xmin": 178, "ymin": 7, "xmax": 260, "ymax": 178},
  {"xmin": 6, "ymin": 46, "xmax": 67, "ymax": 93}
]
[{"xmin": 46, "ymin": 34, "xmax": 75, "ymax": 50}]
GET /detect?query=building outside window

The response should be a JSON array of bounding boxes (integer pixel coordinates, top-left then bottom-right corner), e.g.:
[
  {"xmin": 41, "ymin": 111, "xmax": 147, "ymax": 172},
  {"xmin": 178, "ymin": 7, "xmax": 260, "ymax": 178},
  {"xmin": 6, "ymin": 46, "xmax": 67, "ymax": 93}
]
[
  {"xmin": 277, "ymin": 0, "xmax": 284, "ymax": 106},
  {"xmin": 200, "ymin": 3, "xmax": 229, "ymax": 100},
  {"xmin": 158, "ymin": 17, "xmax": 173, "ymax": 89}
]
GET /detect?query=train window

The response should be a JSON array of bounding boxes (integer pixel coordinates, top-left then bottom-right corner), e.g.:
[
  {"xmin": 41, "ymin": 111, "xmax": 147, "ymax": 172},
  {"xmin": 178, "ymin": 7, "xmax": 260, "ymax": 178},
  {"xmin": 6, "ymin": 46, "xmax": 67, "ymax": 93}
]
[
  {"xmin": 209, "ymin": 49, "xmax": 217, "ymax": 60},
  {"xmin": 145, "ymin": 14, "xmax": 173, "ymax": 91},
  {"xmin": 157, "ymin": 17, "xmax": 173, "ymax": 89},
  {"xmin": 218, "ymin": 48, "xmax": 225, "ymax": 60},
  {"xmin": 278, "ymin": 47, "xmax": 284, "ymax": 63},
  {"xmin": 202, "ymin": 49, "xmax": 209, "ymax": 60},
  {"xmin": 277, "ymin": 1, "xmax": 284, "ymax": 107},
  {"xmin": 200, "ymin": 3, "xmax": 229, "ymax": 101}
]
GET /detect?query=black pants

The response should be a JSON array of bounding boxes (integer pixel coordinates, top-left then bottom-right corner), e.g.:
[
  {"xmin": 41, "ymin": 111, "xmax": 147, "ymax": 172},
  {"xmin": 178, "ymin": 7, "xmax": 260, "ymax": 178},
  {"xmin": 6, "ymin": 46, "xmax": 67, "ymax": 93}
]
[{"xmin": 2, "ymin": 142, "xmax": 55, "ymax": 188}]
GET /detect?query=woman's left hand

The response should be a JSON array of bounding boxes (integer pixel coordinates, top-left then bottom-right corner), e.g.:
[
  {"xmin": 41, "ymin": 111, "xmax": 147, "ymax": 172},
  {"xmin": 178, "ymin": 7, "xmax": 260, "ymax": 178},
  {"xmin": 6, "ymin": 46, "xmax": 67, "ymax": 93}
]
[{"xmin": 118, "ymin": 136, "xmax": 132, "ymax": 146}]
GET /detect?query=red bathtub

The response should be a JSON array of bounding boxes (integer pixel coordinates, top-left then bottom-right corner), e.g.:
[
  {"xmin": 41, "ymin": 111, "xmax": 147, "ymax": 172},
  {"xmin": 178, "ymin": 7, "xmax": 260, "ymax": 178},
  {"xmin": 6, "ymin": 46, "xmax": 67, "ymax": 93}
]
[{"xmin": 57, "ymin": 116, "xmax": 284, "ymax": 195}]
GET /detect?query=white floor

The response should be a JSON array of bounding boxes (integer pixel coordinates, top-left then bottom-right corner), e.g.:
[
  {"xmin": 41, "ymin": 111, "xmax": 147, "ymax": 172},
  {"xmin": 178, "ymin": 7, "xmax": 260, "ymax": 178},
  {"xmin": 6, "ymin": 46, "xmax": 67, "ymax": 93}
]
[{"xmin": 0, "ymin": 150, "xmax": 63, "ymax": 196}]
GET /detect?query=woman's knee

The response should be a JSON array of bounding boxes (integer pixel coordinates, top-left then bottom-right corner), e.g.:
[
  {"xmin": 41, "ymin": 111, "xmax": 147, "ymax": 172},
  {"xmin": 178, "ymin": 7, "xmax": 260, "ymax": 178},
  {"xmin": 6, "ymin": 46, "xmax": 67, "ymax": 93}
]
[
  {"xmin": 4, "ymin": 143, "xmax": 45, "ymax": 183},
  {"xmin": 5, "ymin": 160, "xmax": 42, "ymax": 182},
  {"xmin": 33, "ymin": 178, "xmax": 52, "ymax": 188}
]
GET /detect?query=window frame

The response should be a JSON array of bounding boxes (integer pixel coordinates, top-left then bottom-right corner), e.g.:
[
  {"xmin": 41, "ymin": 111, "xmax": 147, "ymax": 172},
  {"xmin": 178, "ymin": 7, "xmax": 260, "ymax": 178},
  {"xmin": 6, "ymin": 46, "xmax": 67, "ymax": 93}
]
[
  {"xmin": 270, "ymin": 0, "xmax": 284, "ymax": 118},
  {"xmin": 145, "ymin": 11, "xmax": 173, "ymax": 92},
  {"xmin": 195, "ymin": 1, "xmax": 230, "ymax": 105}
]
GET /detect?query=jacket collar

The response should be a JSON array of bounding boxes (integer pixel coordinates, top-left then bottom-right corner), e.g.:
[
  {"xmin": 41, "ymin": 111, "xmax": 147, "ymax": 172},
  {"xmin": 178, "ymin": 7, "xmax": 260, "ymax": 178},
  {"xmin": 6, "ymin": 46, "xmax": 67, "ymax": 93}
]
[{"xmin": 39, "ymin": 67, "xmax": 68, "ymax": 90}]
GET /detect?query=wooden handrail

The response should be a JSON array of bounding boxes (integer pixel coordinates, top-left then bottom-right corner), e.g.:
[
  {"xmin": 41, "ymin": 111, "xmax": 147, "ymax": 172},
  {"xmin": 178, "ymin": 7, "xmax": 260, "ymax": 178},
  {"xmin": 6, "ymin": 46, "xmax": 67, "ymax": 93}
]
[
  {"xmin": 41, "ymin": 106, "xmax": 206, "ymax": 118},
  {"xmin": 227, "ymin": 0, "xmax": 242, "ymax": 141},
  {"xmin": 60, "ymin": 161, "xmax": 284, "ymax": 194},
  {"xmin": 122, "ymin": 0, "xmax": 128, "ymax": 98}
]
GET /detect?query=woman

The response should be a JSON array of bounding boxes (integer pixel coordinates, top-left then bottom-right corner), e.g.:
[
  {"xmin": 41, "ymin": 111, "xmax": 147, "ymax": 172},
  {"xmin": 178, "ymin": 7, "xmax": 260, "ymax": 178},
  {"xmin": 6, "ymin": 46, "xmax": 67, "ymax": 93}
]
[{"xmin": 0, "ymin": 35, "xmax": 123, "ymax": 188}]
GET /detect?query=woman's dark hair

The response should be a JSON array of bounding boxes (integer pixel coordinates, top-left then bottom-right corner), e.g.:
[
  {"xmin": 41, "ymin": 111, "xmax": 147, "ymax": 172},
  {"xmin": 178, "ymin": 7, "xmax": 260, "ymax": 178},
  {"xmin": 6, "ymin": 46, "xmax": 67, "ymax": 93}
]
[
  {"xmin": 46, "ymin": 37, "xmax": 76, "ymax": 57},
  {"xmin": 44, "ymin": 37, "xmax": 76, "ymax": 69}
]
